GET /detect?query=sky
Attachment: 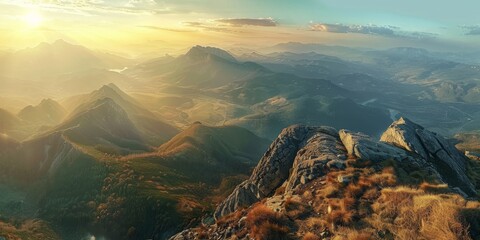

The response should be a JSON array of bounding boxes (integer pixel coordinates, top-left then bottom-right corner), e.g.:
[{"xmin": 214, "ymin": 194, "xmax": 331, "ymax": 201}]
[{"xmin": 0, "ymin": 0, "xmax": 479, "ymax": 55}]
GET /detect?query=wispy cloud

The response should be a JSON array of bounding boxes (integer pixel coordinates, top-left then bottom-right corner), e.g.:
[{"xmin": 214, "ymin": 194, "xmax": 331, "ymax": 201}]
[
  {"xmin": 0, "ymin": 0, "xmax": 171, "ymax": 16},
  {"xmin": 310, "ymin": 22, "xmax": 437, "ymax": 40},
  {"xmin": 138, "ymin": 25, "xmax": 194, "ymax": 33},
  {"xmin": 216, "ymin": 18, "xmax": 276, "ymax": 27},
  {"xmin": 183, "ymin": 21, "xmax": 238, "ymax": 33},
  {"xmin": 460, "ymin": 25, "xmax": 480, "ymax": 35}
]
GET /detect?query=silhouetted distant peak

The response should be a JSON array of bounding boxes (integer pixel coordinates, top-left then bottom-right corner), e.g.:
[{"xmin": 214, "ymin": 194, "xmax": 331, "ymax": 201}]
[
  {"xmin": 97, "ymin": 83, "xmax": 124, "ymax": 95},
  {"xmin": 97, "ymin": 84, "xmax": 116, "ymax": 94},
  {"xmin": 52, "ymin": 39, "xmax": 69, "ymax": 46},
  {"xmin": 95, "ymin": 83, "xmax": 132, "ymax": 101},
  {"xmin": 34, "ymin": 39, "xmax": 79, "ymax": 50},
  {"xmin": 185, "ymin": 45, "xmax": 237, "ymax": 62},
  {"xmin": 105, "ymin": 82, "xmax": 122, "ymax": 91},
  {"xmin": 39, "ymin": 98, "xmax": 58, "ymax": 106}
]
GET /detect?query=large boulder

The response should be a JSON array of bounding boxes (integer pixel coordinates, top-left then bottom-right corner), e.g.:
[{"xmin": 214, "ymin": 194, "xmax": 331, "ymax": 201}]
[
  {"xmin": 214, "ymin": 118, "xmax": 477, "ymax": 220},
  {"xmin": 285, "ymin": 127, "xmax": 347, "ymax": 191},
  {"xmin": 339, "ymin": 129, "xmax": 411, "ymax": 162},
  {"xmin": 381, "ymin": 117, "xmax": 476, "ymax": 196},
  {"xmin": 214, "ymin": 125, "xmax": 344, "ymax": 219}
]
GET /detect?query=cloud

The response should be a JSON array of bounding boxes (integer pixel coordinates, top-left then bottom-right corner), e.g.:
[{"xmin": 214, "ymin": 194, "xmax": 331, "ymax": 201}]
[
  {"xmin": 182, "ymin": 21, "xmax": 243, "ymax": 33},
  {"xmin": 460, "ymin": 25, "xmax": 480, "ymax": 35},
  {"xmin": 138, "ymin": 25, "xmax": 194, "ymax": 32},
  {"xmin": 0, "ymin": 0, "xmax": 171, "ymax": 15},
  {"xmin": 310, "ymin": 22, "xmax": 437, "ymax": 40},
  {"xmin": 311, "ymin": 23, "xmax": 394, "ymax": 36},
  {"xmin": 216, "ymin": 18, "xmax": 276, "ymax": 27}
]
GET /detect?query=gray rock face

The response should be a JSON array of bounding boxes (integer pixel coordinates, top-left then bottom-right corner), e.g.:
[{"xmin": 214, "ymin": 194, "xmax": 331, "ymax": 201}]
[
  {"xmin": 380, "ymin": 117, "xmax": 476, "ymax": 196},
  {"xmin": 172, "ymin": 120, "xmax": 479, "ymax": 240},
  {"xmin": 285, "ymin": 127, "xmax": 347, "ymax": 191},
  {"xmin": 214, "ymin": 125, "xmax": 346, "ymax": 219},
  {"xmin": 339, "ymin": 129, "xmax": 411, "ymax": 162},
  {"xmin": 214, "ymin": 119, "xmax": 477, "ymax": 220}
]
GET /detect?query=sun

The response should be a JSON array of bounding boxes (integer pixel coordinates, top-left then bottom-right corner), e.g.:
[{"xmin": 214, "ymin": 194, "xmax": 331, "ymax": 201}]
[{"xmin": 23, "ymin": 12, "xmax": 43, "ymax": 28}]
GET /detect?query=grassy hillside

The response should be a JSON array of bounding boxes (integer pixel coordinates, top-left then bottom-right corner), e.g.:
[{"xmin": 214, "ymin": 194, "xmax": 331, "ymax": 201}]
[
  {"xmin": 0, "ymin": 123, "xmax": 268, "ymax": 239},
  {"xmin": 193, "ymin": 156, "xmax": 480, "ymax": 240},
  {"xmin": 62, "ymin": 84, "xmax": 179, "ymax": 145},
  {"xmin": 455, "ymin": 131, "xmax": 480, "ymax": 153}
]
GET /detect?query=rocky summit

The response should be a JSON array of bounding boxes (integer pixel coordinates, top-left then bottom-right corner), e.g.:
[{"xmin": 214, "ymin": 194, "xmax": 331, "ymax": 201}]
[
  {"xmin": 171, "ymin": 117, "xmax": 480, "ymax": 240},
  {"xmin": 380, "ymin": 117, "xmax": 476, "ymax": 196}
]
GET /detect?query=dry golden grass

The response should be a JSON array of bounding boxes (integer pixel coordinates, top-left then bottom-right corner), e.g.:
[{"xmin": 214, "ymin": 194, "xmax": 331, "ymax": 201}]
[
  {"xmin": 285, "ymin": 197, "xmax": 311, "ymax": 219},
  {"xmin": 345, "ymin": 183, "xmax": 363, "ymax": 198},
  {"xmin": 419, "ymin": 182, "xmax": 450, "ymax": 194},
  {"xmin": 211, "ymin": 155, "xmax": 480, "ymax": 240},
  {"xmin": 252, "ymin": 222, "xmax": 290, "ymax": 240},
  {"xmin": 361, "ymin": 188, "xmax": 379, "ymax": 201},
  {"xmin": 316, "ymin": 184, "xmax": 339, "ymax": 199},
  {"xmin": 217, "ymin": 209, "xmax": 245, "ymax": 227},
  {"xmin": 194, "ymin": 226, "xmax": 210, "ymax": 239},
  {"xmin": 0, "ymin": 219, "xmax": 60, "ymax": 240},
  {"xmin": 346, "ymin": 231, "xmax": 373, "ymax": 240},
  {"xmin": 303, "ymin": 232, "xmax": 321, "ymax": 240},
  {"xmin": 368, "ymin": 187, "xmax": 472, "ymax": 240},
  {"xmin": 246, "ymin": 203, "xmax": 292, "ymax": 240},
  {"xmin": 328, "ymin": 208, "xmax": 354, "ymax": 226},
  {"xmin": 305, "ymin": 217, "xmax": 329, "ymax": 230}
]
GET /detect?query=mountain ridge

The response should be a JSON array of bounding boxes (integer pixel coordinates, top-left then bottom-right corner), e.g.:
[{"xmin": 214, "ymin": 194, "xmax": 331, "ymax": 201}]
[{"xmin": 172, "ymin": 117, "xmax": 480, "ymax": 240}]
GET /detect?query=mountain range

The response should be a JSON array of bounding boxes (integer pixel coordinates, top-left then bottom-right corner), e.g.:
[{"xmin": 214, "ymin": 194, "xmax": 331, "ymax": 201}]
[
  {"xmin": 0, "ymin": 40, "xmax": 480, "ymax": 239},
  {"xmin": 126, "ymin": 45, "xmax": 392, "ymax": 139}
]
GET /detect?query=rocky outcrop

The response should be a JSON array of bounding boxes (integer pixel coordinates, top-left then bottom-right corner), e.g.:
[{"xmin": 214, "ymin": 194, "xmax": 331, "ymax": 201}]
[
  {"xmin": 214, "ymin": 125, "xmax": 352, "ymax": 219},
  {"xmin": 172, "ymin": 118, "xmax": 479, "ymax": 240},
  {"xmin": 380, "ymin": 117, "xmax": 476, "ymax": 196},
  {"xmin": 214, "ymin": 119, "xmax": 477, "ymax": 220},
  {"xmin": 339, "ymin": 129, "xmax": 411, "ymax": 162},
  {"xmin": 339, "ymin": 129, "xmax": 444, "ymax": 186},
  {"xmin": 172, "ymin": 118, "xmax": 478, "ymax": 240},
  {"xmin": 285, "ymin": 127, "xmax": 347, "ymax": 192}
]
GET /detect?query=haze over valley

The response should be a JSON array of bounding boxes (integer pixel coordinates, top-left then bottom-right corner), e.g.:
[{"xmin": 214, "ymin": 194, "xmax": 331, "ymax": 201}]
[{"xmin": 1, "ymin": 1, "xmax": 480, "ymax": 239}]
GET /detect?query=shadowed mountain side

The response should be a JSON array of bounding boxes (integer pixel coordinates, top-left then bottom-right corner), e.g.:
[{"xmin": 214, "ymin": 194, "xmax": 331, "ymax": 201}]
[
  {"xmin": 62, "ymin": 83, "xmax": 179, "ymax": 145},
  {"xmin": 0, "ymin": 121, "xmax": 270, "ymax": 239},
  {"xmin": 127, "ymin": 46, "xmax": 391, "ymax": 139},
  {"xmin": 18, "ymin": 98, "xmax": 66, "ymax": 126},
  {"xmin": 0, "ymin": 108, "xmax": 21, "ymax": 134},
  {"xmin": 227, "ymin": 97, "xmax": 391, "ymax": 139},
  {"xmin": 127, "ymin": 46, "xmax": 268, "ymax": 89},
  {"xmin": 126, "ymin": 123, "xmax": 271, "ymax": 184},
  {"xmin": 50, "ymin": 98, "xmax": 149, "ymax": 154}
]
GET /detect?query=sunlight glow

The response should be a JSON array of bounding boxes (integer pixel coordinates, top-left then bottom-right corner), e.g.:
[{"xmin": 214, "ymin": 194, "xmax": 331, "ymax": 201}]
[{"xmin": 23, "ymin": 12, "xmax": 43, "ymax": 28}]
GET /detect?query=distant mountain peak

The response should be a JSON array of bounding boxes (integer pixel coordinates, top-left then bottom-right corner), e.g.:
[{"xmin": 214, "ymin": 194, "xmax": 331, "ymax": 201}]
[
  {"xmin": 53, "ymin": 39, "xmax": 69, "ymax": 44},
  {"xmin": 106, "ymin": 82, "xmax": 121, "ymax": 91},
  {"xmin": 17, "ymin": 98, "xmax": 66, "ymax": 125},
  {"xmin": 39, "ymin": 98, "xmax": 59, "ymax": 106},
  {"xmin": 185, "ymin": 45, "xmax": 237, "ymax": 62},
  {"xmin": 94, "ymin": 83, "xmax": 136, "ymax": 104},
  {"xmin": 33, "ymin": 39, "xmax": 79, "ymax": 50},
  {"xmin": 97, "ymin": 83, "xmax": 121, "ymax": 95}
]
